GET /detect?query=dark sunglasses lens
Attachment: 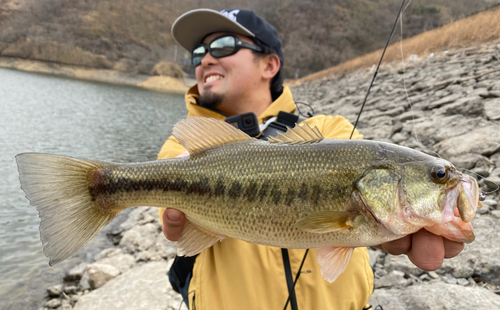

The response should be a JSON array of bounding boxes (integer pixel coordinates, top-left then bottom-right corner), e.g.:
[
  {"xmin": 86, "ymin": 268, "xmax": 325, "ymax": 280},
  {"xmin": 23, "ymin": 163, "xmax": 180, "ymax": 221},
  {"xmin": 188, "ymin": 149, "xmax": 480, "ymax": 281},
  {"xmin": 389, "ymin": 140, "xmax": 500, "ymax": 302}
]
[
  {"xmin": 192, "ymin": 45, "xmax": 206, "ymax": 66},
  {"xmin": 210, "ymin": 36, "xmax": 236, "ymax": 57}
]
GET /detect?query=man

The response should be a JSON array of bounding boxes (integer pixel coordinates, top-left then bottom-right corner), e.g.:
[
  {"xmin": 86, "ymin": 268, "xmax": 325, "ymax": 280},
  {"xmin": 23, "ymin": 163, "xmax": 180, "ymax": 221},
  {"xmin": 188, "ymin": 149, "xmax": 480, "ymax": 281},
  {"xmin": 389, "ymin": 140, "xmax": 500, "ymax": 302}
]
[{"xmin": 158, "ymin": 8, "xmax": 465, "ymax": 310}]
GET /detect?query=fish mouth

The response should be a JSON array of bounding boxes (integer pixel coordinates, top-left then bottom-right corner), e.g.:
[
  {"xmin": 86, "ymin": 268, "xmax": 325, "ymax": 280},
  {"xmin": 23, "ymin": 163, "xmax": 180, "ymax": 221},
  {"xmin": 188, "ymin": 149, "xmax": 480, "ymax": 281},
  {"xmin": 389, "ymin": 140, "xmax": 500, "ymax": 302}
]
[
  {"xmin": 426, "ymin": 173, "xmax": 479, "ymax": 243},
  {"xmin": 458, "ymin": 175, "xmax": 479, "ymax": 222}
]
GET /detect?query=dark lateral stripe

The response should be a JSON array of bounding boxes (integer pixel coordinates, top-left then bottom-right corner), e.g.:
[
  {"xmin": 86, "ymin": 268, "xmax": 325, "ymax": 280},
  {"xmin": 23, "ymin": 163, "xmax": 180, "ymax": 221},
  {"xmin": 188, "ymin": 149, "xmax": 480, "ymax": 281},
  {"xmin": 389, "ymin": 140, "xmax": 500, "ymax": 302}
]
[
  {"xmin": 245, "ymin": 181, "xmax": 258, "ymax": 202},
  {"xmin": 284, "ymin": 188, "xmax": 296, "ymax": 205},
  {"xmin": 271, "ymin": 185, "xmax": 282, "ymax": 205},
  {"xmin": 186, "ymin": 177, "xmax": 211, "ymax": 196},
  {"xmin": 299, "ymin": 182, "xmax": 309, "ymax": 200},
  {"xmin": 90, "ymin": 171, "xmax": 324, "ymax": 206},
  {"xmin": 214, "ymin": 180, "xmax": 226, "ymax": 196},
  {"xmin": 258, "ymin": 181, "xmax": 270, "ymax": 201},
  {"xmin": 311, "ymin": 184, "xmax": 322, "ymax": 204},
  {"xmin": 228, "ymin": 182, "xmax": 243, "ymax": 199}
]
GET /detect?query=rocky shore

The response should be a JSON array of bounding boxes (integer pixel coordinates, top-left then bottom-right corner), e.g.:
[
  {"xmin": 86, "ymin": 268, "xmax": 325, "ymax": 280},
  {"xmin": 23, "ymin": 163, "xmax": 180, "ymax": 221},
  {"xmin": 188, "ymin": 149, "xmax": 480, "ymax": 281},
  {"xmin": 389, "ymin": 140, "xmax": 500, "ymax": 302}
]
[
  {"xmin": 38, "ymin": 41, "xmax": 500, "ymax": 310},
  {"xmin": 0, "ymin": 57, "xmax": 189, "ymax": 94}
]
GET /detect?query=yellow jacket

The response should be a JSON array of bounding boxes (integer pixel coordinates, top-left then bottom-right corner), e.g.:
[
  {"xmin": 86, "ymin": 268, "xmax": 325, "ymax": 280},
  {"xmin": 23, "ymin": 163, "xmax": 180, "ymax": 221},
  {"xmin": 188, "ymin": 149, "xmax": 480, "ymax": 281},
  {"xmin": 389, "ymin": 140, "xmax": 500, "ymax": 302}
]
[{"xmin": 159, "ymin": 85, "xmax": 373, "ymax": 310}]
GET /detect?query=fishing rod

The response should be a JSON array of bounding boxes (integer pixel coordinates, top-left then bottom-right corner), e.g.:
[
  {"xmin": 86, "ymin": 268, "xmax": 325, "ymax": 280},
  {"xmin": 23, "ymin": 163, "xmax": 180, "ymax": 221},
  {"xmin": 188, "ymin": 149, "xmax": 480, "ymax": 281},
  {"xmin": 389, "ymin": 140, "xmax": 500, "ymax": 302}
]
[{"xmin": 283, "ymin": 0, "xmax": 407, "ymax": 309}]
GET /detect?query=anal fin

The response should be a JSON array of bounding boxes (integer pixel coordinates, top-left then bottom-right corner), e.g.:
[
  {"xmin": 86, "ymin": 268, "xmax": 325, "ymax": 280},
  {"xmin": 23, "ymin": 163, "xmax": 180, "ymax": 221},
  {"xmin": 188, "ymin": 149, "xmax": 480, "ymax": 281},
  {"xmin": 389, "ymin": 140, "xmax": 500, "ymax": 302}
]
[
  {"xmin": 177, "ymin": 221, "xmax": 225, "ymax": 256},
  {"xmin": 317, "ymin": 246, "xmax": 354, "ymax": 283},
  {"xmin": 293, "ymin": 211, "xmax": 357, "ymax": 233}
]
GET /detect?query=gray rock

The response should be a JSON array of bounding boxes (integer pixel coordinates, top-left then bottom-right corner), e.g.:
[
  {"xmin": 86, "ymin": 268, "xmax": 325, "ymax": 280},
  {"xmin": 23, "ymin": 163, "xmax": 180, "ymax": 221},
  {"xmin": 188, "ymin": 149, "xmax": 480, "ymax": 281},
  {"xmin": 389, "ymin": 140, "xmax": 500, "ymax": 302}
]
[
  {"xmin": 79, "ymin": 270, "xmax": 90, "ymax": 291},
  {"xmin": 119, "ymin": 222, "xmax": 159, "ymax": 253},
  {"xmin": 384, "ymin": 254, "xmax": 423, "ymax": 277},
  {"xmin": 448, "ymin": 153, "xmax": 491, "ymax": 170},
  {"xmin": 457, "ymin": 278, "xmax": 470, "ymax": 286},
  {"xmin": 95, "ymin": 249, "xmax": 135, "ymax": 274},
  {"xmin": 47, "ymin": 284, "xmax": 62, "ymax": 297},
  {"xmin": 61, "ymin": 299, "xmax": 72, "ymax": 310},
  {"xmin": 73, "ymin": 261, "xmax": 186, "ymax": 310},
  {"xmin": 64, "ymin": 285, "xmax": 78, "ymax": 295},
  {"xmin": 87, "ymin": 263, "xmax": 120, "ymax": 289},
  {"xmin": 437, "ymin": 96, "xmax": 484, "ymax": 117},
  {"xmin": 484, "ymin": 98, "xmax": 500, "ymax": 120},
  {"xmin": 428, "ymin": 271, "xmax": 439, "ymax": 279},
  {"xmin": 44, "ymin": 298, "xmax": 61, "ymax": 309},
  {"xmin": 476, "ymin": 205, "xmax": 490, "ymax": 214},
  {"xmin": 435, "ymin": 124, "xmax": 500, "ymax": 158},
  {"xmin": 369, "ymin": 282, "xmax": 500, "ymax": 310},
  {"xmin": 427, "ymin": 93, "xmax": 462, "ymax": 109},
  {"xmin": 441, "ymin": 274, "xmax": 457, "ymax": 284},
  {"xmin": 64, "ymin": 263, "xmax": 87, "ymax": 281},
  {"xmin": 376, "ymin": 270, "xmax": 411, "ymax": 289}
]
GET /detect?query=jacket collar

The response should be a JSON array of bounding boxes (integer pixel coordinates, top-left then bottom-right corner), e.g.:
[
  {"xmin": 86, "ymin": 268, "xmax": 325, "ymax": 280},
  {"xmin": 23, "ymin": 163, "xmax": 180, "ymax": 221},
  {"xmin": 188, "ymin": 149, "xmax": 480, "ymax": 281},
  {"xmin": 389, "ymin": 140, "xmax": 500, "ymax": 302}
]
[{"xmin": 184, "ymin": 85, "xmax": 296, "ymax": 123}]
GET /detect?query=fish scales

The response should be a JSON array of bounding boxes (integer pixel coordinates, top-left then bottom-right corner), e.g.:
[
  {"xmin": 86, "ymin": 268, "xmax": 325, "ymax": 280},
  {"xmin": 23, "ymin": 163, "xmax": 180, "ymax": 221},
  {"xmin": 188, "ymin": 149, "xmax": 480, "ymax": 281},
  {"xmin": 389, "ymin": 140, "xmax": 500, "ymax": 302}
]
[{"xmin": 92, "ymin": 140, "xmax": 393, "ymax": 248}]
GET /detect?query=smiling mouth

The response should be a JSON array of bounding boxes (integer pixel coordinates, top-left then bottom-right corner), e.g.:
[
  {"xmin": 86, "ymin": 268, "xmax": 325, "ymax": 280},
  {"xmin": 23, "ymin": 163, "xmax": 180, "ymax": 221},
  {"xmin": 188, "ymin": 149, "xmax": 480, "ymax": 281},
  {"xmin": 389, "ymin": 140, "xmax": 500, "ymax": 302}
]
[{"xmin": 205, "ymin": 75, "xmax": 224, "ymax": 83}]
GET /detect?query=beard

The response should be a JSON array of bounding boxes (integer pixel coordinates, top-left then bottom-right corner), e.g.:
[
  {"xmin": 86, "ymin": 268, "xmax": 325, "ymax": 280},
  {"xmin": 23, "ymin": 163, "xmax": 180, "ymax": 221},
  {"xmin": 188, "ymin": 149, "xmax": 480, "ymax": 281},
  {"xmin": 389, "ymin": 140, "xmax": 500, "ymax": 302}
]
[{"xmin": 198, "ymin": 86, "xmax": 225, "ymax": 109}]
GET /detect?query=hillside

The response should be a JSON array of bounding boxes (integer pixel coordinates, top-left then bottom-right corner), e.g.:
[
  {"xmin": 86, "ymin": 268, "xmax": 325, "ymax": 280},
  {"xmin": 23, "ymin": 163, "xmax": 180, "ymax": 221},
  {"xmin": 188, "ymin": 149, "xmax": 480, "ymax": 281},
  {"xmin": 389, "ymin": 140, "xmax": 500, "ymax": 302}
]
[{"xmin": 0, "ymin": 0, "xmax": 498, "ymax": 79}]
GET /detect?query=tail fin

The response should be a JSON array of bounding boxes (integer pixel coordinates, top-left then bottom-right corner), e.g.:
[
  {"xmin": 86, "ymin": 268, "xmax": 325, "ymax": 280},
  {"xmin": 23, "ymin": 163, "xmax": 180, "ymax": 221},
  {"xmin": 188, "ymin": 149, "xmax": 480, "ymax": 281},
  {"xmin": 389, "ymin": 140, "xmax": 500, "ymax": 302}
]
[{"xmin": 16, "ymin": 153, "xmax": 118, "ymax": 266}]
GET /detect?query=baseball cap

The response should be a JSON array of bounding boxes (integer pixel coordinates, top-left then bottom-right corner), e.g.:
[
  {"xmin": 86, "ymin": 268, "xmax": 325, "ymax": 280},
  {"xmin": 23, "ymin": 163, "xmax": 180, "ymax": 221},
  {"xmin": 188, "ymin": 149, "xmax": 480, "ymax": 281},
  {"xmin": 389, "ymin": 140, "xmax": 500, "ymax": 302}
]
[{"xmin": 171, "ymin": 8, "xmax": 284, "ymax": 64}]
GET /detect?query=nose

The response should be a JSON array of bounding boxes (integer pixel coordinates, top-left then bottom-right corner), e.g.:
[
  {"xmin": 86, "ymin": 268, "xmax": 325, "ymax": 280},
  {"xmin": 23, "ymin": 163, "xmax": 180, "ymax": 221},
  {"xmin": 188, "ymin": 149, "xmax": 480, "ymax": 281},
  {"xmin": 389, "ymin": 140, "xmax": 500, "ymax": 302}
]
[{"xmin": 200, "ymin": 51, "xmax": 217, "ymax": 67}]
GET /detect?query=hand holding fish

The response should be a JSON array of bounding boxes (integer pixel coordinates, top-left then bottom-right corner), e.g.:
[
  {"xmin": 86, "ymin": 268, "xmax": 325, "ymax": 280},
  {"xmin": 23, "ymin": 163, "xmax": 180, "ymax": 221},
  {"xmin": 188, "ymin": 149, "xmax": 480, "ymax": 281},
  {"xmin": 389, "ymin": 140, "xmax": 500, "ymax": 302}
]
[{"xmin": 377, "ymin": 229, "xmax": 465, "ymax": 271}]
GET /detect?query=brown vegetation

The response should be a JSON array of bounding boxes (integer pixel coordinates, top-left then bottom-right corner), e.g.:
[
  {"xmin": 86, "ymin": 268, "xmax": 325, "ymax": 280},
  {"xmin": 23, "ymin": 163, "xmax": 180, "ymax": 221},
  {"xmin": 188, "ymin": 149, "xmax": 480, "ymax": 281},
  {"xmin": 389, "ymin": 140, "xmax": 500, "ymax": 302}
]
[
  {"xmin": 150, "ymin": 61, "xmax": 184, "ymax": 78},
  {"xmin": 0, "ymin": 0, "xmax": 498, "ymax": 79},
  {"xmin": 291, "ymin": 6, "xmax": 500, "ymax": 85}
]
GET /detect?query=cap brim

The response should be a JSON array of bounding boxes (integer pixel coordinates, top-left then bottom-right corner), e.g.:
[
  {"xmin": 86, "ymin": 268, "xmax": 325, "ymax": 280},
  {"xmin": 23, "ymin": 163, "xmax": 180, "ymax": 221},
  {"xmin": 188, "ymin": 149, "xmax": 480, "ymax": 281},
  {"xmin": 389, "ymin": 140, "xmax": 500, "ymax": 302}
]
[{"xmin": 172, "ymin": 9, "xmax": 255, "ymax": 52}]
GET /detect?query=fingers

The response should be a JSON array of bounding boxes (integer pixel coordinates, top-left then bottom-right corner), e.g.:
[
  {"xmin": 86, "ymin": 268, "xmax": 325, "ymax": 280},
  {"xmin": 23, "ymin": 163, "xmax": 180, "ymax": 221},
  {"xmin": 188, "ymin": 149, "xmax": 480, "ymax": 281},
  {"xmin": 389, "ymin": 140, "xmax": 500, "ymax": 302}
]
[
  {"xmin": 377, "ymin": 235, "xmax": 411, "ymax": 255},
  {"xmin": 162, "ymin": 208, "xmax": 186, "ymax": 241},
  {"xmin": 443, "ymin": 237, "xmax": 465, "ymax": 258},
  {"xmin": 376, "ymin": 229, "xmax": 465, "ymax": 271},
  {"xmin": 407, "ymin": 229, "xmax": 445, "ymax": 271}
]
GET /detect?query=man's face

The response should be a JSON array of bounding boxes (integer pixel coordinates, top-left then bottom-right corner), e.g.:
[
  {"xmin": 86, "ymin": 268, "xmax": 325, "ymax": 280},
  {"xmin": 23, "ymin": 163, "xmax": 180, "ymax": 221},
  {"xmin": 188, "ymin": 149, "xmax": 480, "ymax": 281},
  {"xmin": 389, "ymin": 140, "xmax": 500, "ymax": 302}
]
[{"xmin": 195, "ymin": 32, "xmax": 263, "ymax": 113}]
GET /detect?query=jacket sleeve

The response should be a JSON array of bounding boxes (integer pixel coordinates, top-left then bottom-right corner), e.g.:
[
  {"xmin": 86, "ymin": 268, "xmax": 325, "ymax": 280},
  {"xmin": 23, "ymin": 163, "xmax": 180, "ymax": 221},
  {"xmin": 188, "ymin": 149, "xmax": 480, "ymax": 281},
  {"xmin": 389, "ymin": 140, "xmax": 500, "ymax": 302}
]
[{"xmin": 303, "ymin": 114, "xmax": 363, "ymax": 140}]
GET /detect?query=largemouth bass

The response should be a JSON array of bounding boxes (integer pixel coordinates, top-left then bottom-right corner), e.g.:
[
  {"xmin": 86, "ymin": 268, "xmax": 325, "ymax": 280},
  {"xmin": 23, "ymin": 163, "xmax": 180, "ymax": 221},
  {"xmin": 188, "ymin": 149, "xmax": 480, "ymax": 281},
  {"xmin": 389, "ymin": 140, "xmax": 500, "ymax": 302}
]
[{"xmin": 16, "ymin": 117, "xmax": 480, "ymax": 283}]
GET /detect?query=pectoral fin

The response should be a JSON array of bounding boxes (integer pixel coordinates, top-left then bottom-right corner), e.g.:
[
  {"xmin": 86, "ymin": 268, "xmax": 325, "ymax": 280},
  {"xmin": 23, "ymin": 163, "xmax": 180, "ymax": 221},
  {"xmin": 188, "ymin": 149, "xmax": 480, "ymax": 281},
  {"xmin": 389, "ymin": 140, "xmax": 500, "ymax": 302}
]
[
  {"xmin": 177, "ymin": 221, "xmax": 225, "ymax": 256},
  {"xmin": 316, "ymin": 246, "xmax": 354, "ymax": 283},
  {"xmin": 293, "ymin": 211, "xmax": 358, "ymax": 233}
]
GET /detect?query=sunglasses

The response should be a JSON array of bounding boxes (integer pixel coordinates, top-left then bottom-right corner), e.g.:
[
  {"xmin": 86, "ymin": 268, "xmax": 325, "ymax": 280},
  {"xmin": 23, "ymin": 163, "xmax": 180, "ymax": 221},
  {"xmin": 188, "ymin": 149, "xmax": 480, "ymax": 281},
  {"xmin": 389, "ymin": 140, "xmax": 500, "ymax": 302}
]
[{"xmin": 192, "ymin": 35, "xmax": 262, "ymax": 66}]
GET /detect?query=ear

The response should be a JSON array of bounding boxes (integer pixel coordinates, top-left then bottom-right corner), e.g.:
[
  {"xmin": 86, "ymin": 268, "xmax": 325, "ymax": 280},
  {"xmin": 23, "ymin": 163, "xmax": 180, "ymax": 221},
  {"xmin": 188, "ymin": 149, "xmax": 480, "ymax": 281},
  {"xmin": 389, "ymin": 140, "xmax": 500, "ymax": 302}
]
[{"xmin": 261, "ymin": 54, "xmax": 281, "ymax": 81}]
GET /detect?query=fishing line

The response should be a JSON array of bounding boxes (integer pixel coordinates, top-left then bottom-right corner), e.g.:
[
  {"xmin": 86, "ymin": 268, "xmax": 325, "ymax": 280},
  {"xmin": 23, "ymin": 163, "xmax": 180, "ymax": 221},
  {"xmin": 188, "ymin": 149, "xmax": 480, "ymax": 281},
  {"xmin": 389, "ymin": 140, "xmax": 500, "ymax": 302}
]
[
  {"xmin": 463, "ymin": 169, "xmax": 499, "ymax": 197},
  {"xmin": 283, "ymin": 1, "xmax": 408, "ymax": 309},
  {"xmin": 349, "ymin": 0, "xmax": 408, "ymax": 139},
  {"xmin": 398, "ymin": 0, "xmax": 421, "ymax": 144}
]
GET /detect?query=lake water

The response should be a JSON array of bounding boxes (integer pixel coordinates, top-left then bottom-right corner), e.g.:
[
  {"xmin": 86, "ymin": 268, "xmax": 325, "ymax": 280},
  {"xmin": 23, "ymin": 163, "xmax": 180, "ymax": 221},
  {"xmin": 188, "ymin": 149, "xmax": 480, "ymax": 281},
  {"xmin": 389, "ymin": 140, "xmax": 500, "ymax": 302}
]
[{"xmin": 0, "ymin": 68, "xmax": 187, "ymax": 309}]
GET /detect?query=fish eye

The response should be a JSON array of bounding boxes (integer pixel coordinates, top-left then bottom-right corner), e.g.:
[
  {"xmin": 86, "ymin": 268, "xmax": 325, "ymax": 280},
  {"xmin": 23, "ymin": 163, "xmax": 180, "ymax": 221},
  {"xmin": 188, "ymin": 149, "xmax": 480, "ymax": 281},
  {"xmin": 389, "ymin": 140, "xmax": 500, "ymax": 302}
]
[{"xmin": 431, "ymin": 164, "xmax": 448, "ymax": 182}]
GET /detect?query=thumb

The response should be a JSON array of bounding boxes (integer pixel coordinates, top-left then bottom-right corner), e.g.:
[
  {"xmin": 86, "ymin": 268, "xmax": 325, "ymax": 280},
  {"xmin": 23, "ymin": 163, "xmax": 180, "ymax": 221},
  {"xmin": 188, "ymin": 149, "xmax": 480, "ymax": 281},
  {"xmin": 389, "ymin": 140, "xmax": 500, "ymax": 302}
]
[{"xmin": 162, "ymin": 208, "xmax": 186, "ymax": 241}]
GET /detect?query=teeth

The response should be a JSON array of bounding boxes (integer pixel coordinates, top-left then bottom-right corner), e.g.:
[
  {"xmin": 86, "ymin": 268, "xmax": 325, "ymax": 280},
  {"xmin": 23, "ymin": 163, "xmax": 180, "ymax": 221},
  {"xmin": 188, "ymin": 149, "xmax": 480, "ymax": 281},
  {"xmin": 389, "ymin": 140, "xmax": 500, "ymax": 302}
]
[{"xmin": 205, "ymin": 75, "xmax": 223, "ymax": 83}]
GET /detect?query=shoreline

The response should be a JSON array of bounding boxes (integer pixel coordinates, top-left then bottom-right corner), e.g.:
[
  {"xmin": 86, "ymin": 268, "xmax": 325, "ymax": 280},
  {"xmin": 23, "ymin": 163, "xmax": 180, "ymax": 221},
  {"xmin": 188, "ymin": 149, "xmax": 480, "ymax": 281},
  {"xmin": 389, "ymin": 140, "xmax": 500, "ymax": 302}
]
[{"xmin": 0, "ymin": 56, "xmax": 191, "ymax": 95}]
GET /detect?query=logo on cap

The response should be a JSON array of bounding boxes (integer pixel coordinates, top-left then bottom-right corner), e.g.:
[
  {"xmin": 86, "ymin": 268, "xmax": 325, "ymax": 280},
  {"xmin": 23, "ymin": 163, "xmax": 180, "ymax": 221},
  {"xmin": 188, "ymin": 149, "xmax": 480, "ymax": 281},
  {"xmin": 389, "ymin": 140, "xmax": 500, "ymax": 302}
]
[{"xmin": 220, "ymin": 9, "xmax": 240, "ymax": 22}]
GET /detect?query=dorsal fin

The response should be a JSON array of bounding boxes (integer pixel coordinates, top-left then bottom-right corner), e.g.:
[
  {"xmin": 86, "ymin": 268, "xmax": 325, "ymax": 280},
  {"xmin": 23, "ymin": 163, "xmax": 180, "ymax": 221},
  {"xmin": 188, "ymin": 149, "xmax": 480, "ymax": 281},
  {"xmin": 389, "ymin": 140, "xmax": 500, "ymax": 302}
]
[
  {"xmin": 172, "ymin": 117, "xmax": 254, "ymax": 154},
  {"xmin": 268, "ymin": 122, "xmax": 324, "ymax": 144}
]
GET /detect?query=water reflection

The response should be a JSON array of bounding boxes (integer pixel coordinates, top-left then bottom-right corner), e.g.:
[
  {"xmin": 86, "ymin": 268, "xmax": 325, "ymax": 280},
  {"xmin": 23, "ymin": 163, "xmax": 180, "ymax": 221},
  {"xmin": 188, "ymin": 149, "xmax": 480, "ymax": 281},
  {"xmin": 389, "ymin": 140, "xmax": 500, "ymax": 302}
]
[{"xmin": 0, "ymin": 68, "xmax": 187, "ymax": 308}]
